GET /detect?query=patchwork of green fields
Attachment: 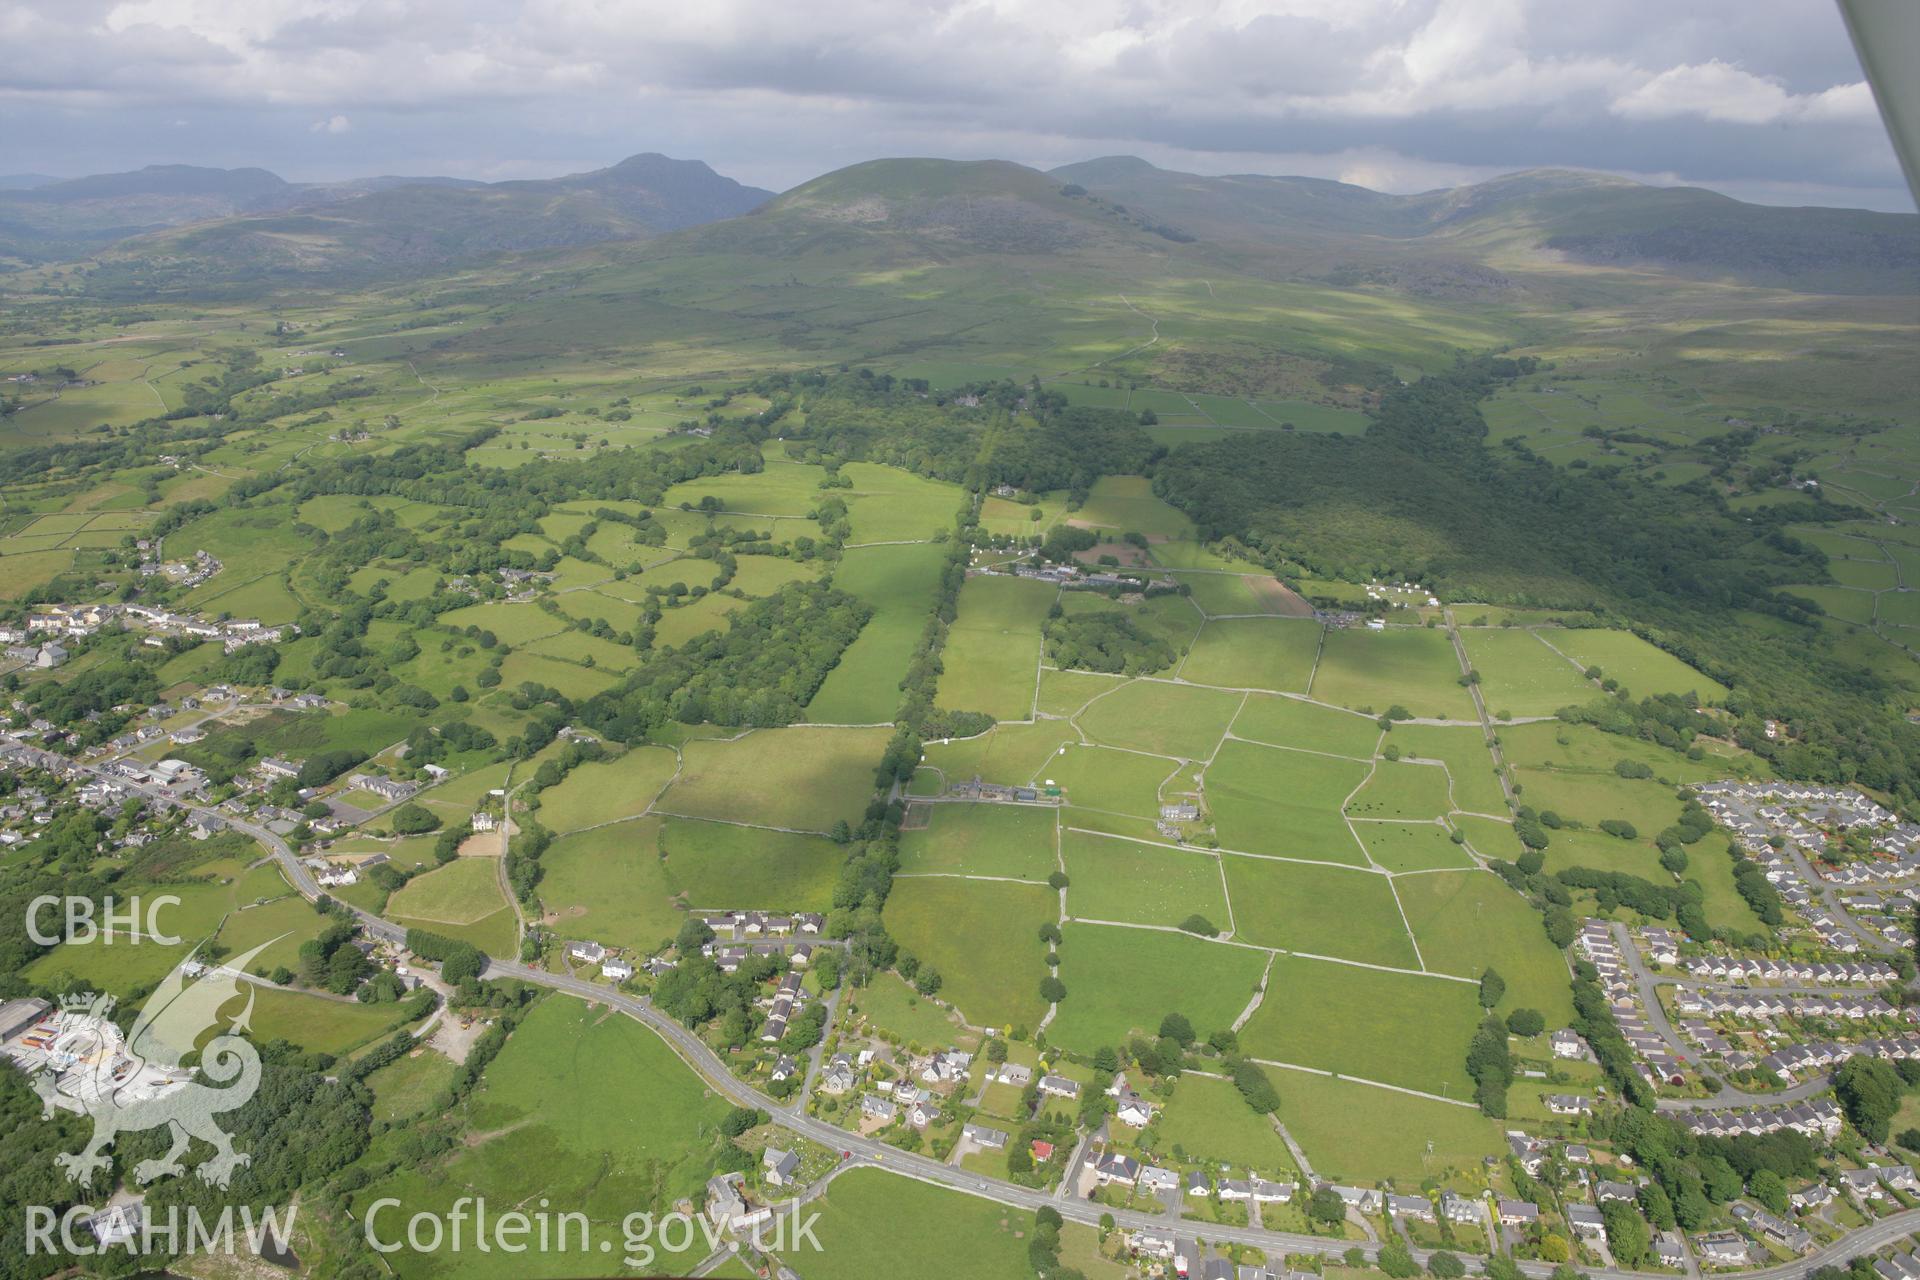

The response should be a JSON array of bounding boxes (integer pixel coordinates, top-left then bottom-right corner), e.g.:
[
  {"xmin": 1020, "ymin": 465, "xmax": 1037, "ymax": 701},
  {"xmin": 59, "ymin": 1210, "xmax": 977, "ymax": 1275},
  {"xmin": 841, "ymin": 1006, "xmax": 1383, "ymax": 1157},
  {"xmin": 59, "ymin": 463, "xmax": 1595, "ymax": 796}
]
[
  {"xmin": 1205, "ymin": 739, "xmax": 1369, "ymax": 863},
  {"xmin": 1179, "ymin": 617, "xmax": 1322, "ymax": 692},
  {"xmin": 937, "ymin": 575, "xmax": 1057, "ymax": 719},
  {"xmin": 899, "ymin": 802, "xmax": 1059, "ymax": 880},
  {"xmin": 1311, "ymin": 627, "xmax": 1478, "ymax": 720}
]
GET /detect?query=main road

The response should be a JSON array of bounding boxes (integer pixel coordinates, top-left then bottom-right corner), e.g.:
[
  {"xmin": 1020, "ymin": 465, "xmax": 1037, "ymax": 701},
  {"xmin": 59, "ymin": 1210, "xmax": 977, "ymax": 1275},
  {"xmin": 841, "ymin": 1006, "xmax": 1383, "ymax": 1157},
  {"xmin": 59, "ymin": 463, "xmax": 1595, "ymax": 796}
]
[{"xmin": 83, "ymin": 748, "xmax": 1911, "ymax": 1280}]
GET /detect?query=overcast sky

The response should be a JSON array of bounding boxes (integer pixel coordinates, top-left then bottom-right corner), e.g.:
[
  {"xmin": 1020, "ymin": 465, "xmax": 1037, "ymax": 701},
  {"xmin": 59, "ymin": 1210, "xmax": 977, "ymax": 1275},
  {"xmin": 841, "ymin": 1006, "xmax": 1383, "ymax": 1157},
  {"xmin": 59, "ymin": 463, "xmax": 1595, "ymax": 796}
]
[{"xmin": 2, "ymin": 0, "xmax": 1912, "ymax": 211}]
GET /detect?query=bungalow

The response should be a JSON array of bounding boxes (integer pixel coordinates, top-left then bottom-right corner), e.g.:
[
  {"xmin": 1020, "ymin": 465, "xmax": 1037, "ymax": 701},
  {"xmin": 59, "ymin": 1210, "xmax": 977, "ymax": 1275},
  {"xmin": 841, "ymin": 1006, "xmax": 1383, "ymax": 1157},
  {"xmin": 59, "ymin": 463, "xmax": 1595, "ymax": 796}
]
[
  {"xmin": 770, "ymin": 1055, "xmax": 799, "ymax": 1083},
  {"xmin": 1596, "ymin": 1180, "xmax": 1641, "ymax": 1204},
  {"xmin": 1252, "ymin": 1179, "xmax": 1294, "ymax": 1204},
  {"xmin": 1547, "ymin": 1094, "xmax": 1592, "ymax": 1116},
  {"xmin": 1328, "ymin": 1185, "xmax": 1379, "ymax": 1214},
  {"xmin": 1089, "ymin": 1151, "xmax": 1141, "ymax": 1186},
  {"xmin": 1218, "ymin": 1179, "xmax": 1253, "ymax": 1202},
  {"xmin": 962, "ymin": 1123, "xmax": 1007, "ymax": 1150},
  {"xmin": 567, "ymin": 940, "xmax": 607, "ymax": 965},
  {"xmin": 1186, "ymin": 1171, "xmax": 1212, "ymax": 1198},
  {"xmin": 859, "ymin": 1094, "xmax": 898, "ymax": 1123},
  {"xmin": 1497, "ymin": 1199, "xmax": 1540, "ymax": 1226},
  {"xmin": 1388, "ymin": 1194, "xmax": 1435, "ymax": 1222},
  {"xmin": 763, "ymin": 1147, "xmax": 800, "ymax": 1187},
  {"xmin": 996, "ymin": 1063, "xmax": 1033, "ymax": 1087},
  {"xmin": 1693, "ymin": 1232, "xmax": 1749, "ymax": 1267},
  {"xmin": 1037, "ymin": 1073, "xmax": 1080, "ymax": 1099}
]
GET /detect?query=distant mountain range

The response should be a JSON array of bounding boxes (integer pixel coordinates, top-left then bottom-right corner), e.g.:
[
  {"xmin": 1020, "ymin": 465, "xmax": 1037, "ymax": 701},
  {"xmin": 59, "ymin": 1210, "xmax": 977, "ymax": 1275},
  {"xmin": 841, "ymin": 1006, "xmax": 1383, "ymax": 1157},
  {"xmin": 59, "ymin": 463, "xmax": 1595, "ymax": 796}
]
[
  {"xmin": 7, "ymin": 153, "xmax": 1914, "ymax": 297},
  {"xmin": 0, "ymin": 155, "xmax": 775, "ymax": 274}
]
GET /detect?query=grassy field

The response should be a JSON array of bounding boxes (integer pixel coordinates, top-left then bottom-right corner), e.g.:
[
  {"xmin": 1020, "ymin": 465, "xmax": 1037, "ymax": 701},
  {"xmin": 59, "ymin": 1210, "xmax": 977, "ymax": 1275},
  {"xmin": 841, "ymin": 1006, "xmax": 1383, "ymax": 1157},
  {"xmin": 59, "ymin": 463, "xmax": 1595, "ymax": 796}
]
[
  {"xmin": 1345, "ymin": 760, "xmax": 1454, "ymax": 821},
  {"xmin": 1230, "ymin": 693, "xmax": 1380, "ymax": 759},
  {"xmin": 898, "ymin": 802, "xmax": 1059, "ymax": 880},
  {"xmin": 1542, "ymin": 628, "xmax": 1729, "ymax": 701},
  {"xmin": 1073, "ymin": 679, "xmax": 1241, "ymax": 760},
  {"xmin": 1205, "ymin": 740, "xmax": 1369, "ymax": 863},
  {"xmin": 385, "ymin": 857, "xmax": 517, "ymax": 955},
  {"xmin": 936, "ymin": 575, "xmax": 1057, "ymax": 719},
  {"xmin": 1061, "ymin": 829, "xmax": 1230, "ymax": 929},
  {"xmin": 355, "ymin": 996, "xmax": 732, "ymax": 1278},
  {"xmin": 1357, "ymin": 822, "xmax": 1476, "ymax": 873},
  {"xmin": 531, "ymin": 818, "xmax": 685, "ymax": 955},
  {"xmin": 1220, "ymin": 856, "xmax": 1419, "ymax": 966},
  {"xmin": 809, "ymin": 1168, "xmax": 1046, "ymax": 1280},
  {"xmin": 1048, "ymin": 922, "xmax": 1267, "ymax": 1054},
  {"xmin": 1043, "ymin": 743, "xmax": 1185, "ymax": 817},
  {"xmin": 1036, "ymin": 666, "xmax": 1128, "ymax": 717},
  {"xmin": 364, "ymin": 1047, "xmax": 461, "ymax": 1125},
  {"xmin": 849, "ymin": 971, "xmax": 970, "ymax": 1046},
  {"xmin": 1273, "ymin": 1070, "xmax": 1504, "ymax": 1185},
  {"xmin": 1070, "ymin": 475, "xmax": 1193, "ymax": 538},
  {"xmin": 1178, "ymin": 618, "xmax": 1322, "ymax": 692},
  {"xmin": 1157, "ymin": 1073, "xmax": 1301, "ymax": 1174},
  {"xmin": 923, "ymin": 719, "xmax": 1078, "ymax": 787},
  {"xmin": 1310, "ymin": 628, "xmax": 1478, "ymax": 720},
  {"xmin": 1391, "ymin": 723, "xmax": 1509, "ymax": 816},
  {"xmin": 1395, "ymin": 871, "xmax": 1575, "ymax": 1024},
  {"xmin": 659, "ymin": 817, "xmax": 844, "ymax": 911},
  {"xmin": 809, "ymin": 541, "xmax": 948, "ymax": 723},
  {"xmin": 655, "ymin": 726, "xmax": 889, "ymax": 832},
  {"xmin": 1239, "ymin": 955, "xmax": 1482, "ymax": 1097},
  {"xmin": 532, "ymin": 746, "xmax": 678, "ymax": 832},
  {"xmin": 883, "ymin": 877, "xmax": 1056, "ymax": 1031},
  {"xmin": 1460, "ymin": 627, "xmax": 1600, "ymax": 718}
]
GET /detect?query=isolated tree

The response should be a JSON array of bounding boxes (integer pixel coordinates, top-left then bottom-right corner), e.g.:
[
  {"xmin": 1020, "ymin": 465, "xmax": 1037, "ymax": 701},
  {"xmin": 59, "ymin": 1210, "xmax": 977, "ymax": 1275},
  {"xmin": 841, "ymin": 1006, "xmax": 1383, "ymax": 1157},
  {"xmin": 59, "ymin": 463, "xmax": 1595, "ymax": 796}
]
[
  {"xmin": 1505, "ymin": 1007, "xmax": 1544, "ymax": 1037},
  {"xmin": 1478, "ymin": 967, "xmax": 1506, "ymax": 1009}
]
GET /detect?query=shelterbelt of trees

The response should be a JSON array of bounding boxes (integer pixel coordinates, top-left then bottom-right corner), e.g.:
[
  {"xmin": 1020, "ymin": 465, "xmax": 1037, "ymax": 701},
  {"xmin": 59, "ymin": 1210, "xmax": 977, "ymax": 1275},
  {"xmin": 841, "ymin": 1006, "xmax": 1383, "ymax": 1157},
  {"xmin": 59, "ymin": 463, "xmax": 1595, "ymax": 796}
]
[{"xmin": 1153, "ymin": 357, "xmax": 1920, "ymax": 810}]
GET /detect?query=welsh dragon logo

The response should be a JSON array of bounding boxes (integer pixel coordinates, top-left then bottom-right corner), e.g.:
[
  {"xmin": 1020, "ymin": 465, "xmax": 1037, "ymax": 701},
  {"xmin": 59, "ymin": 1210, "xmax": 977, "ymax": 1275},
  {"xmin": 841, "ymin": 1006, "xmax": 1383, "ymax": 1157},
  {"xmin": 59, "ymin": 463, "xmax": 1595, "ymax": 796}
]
[{"xmin": 33, "ymin": 938, "xmax": 279, "ymax": 1189}]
